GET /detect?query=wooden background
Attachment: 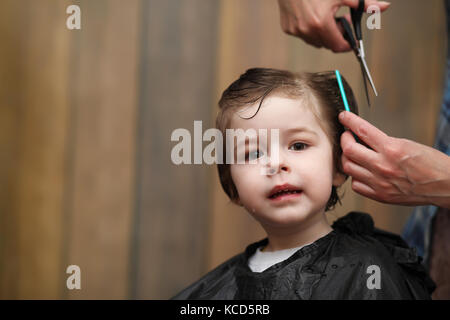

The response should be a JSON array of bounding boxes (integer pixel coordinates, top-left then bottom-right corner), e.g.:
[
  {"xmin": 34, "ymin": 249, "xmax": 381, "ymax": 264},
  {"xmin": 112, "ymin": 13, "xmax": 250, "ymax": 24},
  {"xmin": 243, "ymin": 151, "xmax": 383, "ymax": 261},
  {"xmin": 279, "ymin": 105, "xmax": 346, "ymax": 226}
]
[{"xmin": 0, "ymin": 0, "xmax": 446, "ymax": 299}]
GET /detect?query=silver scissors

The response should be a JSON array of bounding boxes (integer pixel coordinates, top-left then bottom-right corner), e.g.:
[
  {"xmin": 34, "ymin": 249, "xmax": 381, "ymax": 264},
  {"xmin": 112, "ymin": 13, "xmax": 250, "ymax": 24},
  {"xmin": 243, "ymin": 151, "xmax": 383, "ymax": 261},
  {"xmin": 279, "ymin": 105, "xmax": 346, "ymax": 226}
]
[{"xmin": 336, "ymin": 0, "xmax": 378, "ymax": 106}]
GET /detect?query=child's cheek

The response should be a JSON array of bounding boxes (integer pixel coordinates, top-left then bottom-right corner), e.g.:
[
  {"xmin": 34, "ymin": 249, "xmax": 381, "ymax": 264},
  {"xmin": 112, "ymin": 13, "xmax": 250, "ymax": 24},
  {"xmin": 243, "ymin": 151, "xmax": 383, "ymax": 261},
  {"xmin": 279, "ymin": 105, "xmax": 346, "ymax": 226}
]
[
  {"xmin": 300, "ymin": 149, "xmax": 334, "ymax": 193},
  {"xmin": 231, "ymin": 165, "xmax": 262, "ymax": 199}
]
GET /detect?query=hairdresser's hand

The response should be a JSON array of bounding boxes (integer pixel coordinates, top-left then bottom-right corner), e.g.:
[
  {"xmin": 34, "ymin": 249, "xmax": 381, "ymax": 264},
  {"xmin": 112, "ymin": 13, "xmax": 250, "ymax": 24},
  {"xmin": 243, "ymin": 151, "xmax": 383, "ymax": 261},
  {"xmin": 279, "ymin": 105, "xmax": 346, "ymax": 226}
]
[
  {"xmin": 339, "ymin": 111, "xmax": 450, "ymax": 209},
  {"xmin": 277, "ymin": 0, "xmax": 390, "ymax": 52}
]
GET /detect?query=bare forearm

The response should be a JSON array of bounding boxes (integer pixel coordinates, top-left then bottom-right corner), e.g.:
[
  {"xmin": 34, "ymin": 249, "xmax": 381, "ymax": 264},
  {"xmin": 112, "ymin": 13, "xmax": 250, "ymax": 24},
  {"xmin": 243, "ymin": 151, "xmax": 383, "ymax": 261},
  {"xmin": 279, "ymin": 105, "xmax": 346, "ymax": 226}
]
[{"xmin": 401, "ymin": 145, "xmax": 450, "ymax": 208}]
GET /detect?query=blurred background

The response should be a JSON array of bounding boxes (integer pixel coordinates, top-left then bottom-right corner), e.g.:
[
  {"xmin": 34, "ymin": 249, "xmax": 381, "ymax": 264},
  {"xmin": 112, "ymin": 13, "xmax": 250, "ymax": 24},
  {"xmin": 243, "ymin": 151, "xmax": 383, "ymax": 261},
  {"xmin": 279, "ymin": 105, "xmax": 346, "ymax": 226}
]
[{"xmin": 0, "ymin": 0, "xmax": 446, "ymax": 299}]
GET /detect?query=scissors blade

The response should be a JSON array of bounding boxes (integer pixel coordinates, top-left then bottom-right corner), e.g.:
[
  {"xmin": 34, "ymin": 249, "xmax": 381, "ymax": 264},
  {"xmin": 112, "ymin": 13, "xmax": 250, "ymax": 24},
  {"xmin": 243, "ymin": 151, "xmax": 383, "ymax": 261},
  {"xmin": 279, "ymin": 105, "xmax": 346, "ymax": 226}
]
[
  {"xmin": 359, "ymin": 61, "xmax": 371, "ymax": 107},
  {"xmin": 360, "ymin": 55, "xmax": 378, "ymax": 97}
]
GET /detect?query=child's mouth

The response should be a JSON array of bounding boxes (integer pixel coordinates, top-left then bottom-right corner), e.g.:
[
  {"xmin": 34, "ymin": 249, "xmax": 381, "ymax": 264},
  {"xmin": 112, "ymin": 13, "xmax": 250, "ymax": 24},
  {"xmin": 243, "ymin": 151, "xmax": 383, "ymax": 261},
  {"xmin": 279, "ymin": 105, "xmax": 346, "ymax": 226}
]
[{"xmin": 268, "ymin": 189, "xmax": 302, "ymax": 201}]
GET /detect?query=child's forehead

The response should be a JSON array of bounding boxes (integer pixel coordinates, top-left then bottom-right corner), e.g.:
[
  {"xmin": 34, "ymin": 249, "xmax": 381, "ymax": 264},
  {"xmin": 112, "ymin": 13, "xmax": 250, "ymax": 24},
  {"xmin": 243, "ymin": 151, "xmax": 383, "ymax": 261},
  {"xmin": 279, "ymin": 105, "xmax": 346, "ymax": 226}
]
[{"xmin": 229, "ymin": 95, "xmax": 323, "ymax": 130}]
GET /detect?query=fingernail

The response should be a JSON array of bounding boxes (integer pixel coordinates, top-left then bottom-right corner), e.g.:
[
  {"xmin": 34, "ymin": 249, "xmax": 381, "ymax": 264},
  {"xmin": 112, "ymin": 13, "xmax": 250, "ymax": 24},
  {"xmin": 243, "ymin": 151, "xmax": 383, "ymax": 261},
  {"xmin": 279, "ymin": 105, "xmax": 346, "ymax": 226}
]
[{"xmin": 339, "ymin": 111, "xmax": 346, "ymax": 120}]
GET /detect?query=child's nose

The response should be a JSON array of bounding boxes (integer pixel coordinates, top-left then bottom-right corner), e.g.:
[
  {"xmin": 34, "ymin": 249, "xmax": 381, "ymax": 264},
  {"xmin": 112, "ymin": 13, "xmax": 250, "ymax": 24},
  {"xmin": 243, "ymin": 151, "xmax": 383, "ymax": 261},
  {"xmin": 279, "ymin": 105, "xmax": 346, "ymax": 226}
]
[{"xmin": 262, "ymin": 154, "xmax": 290, "ymax": 176}]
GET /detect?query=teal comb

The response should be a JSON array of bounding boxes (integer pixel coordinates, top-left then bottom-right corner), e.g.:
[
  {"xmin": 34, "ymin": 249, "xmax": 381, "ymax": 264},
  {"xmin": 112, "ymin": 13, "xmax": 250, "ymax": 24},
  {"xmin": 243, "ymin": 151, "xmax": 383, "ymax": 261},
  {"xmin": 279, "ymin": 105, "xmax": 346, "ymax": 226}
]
[
  {"xmin": 335, "ymin": 70, "xmax": 350, "ymax": 112},
  {"xmin": 335, "ymin": 70, "xmax": 363, "ymax": 143}
]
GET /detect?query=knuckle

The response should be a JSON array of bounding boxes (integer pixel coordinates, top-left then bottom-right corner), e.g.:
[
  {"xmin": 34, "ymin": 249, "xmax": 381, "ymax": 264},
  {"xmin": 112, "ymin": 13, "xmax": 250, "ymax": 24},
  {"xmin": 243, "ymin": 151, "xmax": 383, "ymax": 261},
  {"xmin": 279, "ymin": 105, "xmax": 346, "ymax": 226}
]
[
  {"xmin": 281, "ymin": 19, "xmax": 298, "ymax": 36},
  {"xmin": 283, "ymin": 24, "xmax": 295, "ymax": 35},
  {"xmin": 374, "ymin": 161, "xmax": 395, "ymax": 177},
  {"xmin": 384, "ymin": 137, "xmax": 406, "ymax": 159},
  {"xmin": 382, "ymin": 166, "xmax": 396, "ymax": 178},
  {"xmin": 384, "ymin": 143, "xmax": 398, "ymax": 158},
  {"xmin": 308, "ymin": 16, "xmax": 322, "ymax": 31},
  {"xmin": 289, "ymin": 24, "xmax": 299, "ymax": 36},
  {"xmin": 378, "ymin": 180, "xmax": 392, "ymax": 191},
  {"xmin": 396, "ymin": 138, "xmax": 410, "ymax": 153}
]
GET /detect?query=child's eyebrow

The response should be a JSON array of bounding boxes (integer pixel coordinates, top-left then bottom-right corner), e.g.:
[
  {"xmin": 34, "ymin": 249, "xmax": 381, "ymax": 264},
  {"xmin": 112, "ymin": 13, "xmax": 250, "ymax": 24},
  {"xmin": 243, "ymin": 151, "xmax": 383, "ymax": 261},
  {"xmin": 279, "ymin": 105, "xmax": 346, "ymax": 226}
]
[{"xmin": 284, "ymin": 127, "xmax": 318, "ymax": 137}]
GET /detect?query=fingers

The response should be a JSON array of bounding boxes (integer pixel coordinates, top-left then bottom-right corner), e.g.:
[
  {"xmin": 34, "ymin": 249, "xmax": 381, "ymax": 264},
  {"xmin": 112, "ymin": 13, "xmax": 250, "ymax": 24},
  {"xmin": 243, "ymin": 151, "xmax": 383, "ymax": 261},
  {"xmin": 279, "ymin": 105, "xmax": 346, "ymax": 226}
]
[
  {"xmin": 340, "ymin": 139, "xmax": 379, "ymax": 199},
  {"xmin": 331, "ymin": 0, "xmax": 390, "ymax": 52},
  {"xmin": 301, "ymin": 32, "xmax": 325, "ymax": 49},
  {"xmin": 321, "ymin": 14, "xmax": 352, "ymax": 52},
  {"xmin": 340, "ymin": 130, "xmax": 379, "ymax": 170},
  {"xmin": 365, "ymin": 0, "xmax": 391, "ymax": 12},
  {"xmin": 278, "ymin": 0, "xmax": 390, "ymax": 52},
  {"xmin": 341, "ymin": 153, "xmax": 374, "ymax": 183},
  {"xmin": 341, "ymin": 0, "xmax": 391, "ymax": 12},
  {"xmin": 351, "ymin": 179, "xmax": 377, "ymax": 199},
  {"xmin": 339, "ymin": 111, "xmax": 389, "ymax": 152}
]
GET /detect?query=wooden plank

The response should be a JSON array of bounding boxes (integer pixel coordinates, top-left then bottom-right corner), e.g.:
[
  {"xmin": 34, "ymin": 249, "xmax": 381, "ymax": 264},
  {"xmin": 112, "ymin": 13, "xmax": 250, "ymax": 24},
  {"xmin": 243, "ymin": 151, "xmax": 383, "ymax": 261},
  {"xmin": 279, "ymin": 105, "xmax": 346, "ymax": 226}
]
[
  {"xmin": 133, "ymin": 0, "xmax": 220, "ymax": 299},
  {"xmin": 64, "ymin": 0, "xmax": 140, "ymax": 299},
  {"xmin": 0, "ymin": 0, "xmax": 72, "ymax": 298},
  {"xmin": 0, "ymin": 0, "xmax": 24, "ymax": 299}
]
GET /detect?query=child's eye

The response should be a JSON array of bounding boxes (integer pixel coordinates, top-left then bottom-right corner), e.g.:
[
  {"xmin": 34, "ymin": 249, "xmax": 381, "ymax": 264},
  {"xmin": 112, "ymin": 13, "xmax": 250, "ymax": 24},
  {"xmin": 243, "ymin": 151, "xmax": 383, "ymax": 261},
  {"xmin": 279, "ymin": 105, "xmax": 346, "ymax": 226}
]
[
  {"xmin": 289, "ymin": 142, "xmax": 307, "ymax": 151},
  {"xmin": 246, "ymin": 150, "xmax": 264, "ymax": 161}
]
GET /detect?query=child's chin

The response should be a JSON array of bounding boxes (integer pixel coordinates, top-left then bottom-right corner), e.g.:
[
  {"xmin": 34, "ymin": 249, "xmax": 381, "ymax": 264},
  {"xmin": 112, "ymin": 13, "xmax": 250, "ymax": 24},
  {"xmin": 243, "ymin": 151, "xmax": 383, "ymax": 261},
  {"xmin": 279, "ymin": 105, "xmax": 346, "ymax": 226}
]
[{"xmin": 262, "ymin": 209, "xmax": 313, "ymax": 226}]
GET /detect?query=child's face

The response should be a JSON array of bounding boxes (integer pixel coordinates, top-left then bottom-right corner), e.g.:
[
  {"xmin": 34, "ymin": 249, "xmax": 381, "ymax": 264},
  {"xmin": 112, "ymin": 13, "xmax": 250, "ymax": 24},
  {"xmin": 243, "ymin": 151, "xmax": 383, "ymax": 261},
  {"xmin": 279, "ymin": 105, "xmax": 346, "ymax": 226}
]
[{"xmin": 229, "ymin": 95, "xmax": 345, "ymax": 230}]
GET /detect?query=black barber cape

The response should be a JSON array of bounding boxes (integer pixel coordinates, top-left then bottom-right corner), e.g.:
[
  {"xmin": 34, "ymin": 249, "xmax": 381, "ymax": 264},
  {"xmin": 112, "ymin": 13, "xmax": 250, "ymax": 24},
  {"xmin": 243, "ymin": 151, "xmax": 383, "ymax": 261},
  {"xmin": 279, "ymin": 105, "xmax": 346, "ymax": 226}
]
[{"xmin": 172, "ymin": 212, "xmax": 435, "ymax": 300}]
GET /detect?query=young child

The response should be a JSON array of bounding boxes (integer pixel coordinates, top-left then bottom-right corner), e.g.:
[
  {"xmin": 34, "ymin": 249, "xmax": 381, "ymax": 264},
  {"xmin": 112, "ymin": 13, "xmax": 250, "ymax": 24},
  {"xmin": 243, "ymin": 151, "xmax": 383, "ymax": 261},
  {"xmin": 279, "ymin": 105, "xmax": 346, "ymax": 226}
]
[{"xmin": 173, "ymin": 68, "xmax": 435, "ymax": 300}]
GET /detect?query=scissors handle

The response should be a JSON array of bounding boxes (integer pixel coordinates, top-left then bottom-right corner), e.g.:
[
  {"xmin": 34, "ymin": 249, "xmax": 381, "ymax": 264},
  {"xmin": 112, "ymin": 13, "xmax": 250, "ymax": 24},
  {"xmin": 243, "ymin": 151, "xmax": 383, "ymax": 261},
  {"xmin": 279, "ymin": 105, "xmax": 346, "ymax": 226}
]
[
  {"xmin": 336, "ymin": 17, "xmax": 356, "ymax": 50},
  {"xmin": 350, "ymin": 0, "xmax": 364, "ymax": 41}
]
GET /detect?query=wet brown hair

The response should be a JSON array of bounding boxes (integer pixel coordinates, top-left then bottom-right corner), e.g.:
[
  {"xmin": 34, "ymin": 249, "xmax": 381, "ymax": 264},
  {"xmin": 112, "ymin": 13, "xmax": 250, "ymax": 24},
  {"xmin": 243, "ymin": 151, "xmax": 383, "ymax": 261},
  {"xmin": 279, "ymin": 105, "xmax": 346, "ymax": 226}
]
[{"xmin": 216, "ymin": 68, "xmax": 359, "ymax": 211}]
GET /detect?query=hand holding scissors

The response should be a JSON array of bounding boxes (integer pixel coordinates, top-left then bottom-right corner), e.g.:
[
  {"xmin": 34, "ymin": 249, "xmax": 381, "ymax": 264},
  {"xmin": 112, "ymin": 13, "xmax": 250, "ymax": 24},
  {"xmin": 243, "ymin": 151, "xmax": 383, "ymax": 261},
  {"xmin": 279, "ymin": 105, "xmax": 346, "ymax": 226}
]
[{"xmin": 336, "ymin": 0, "xmax": 378, "ymax": 106}]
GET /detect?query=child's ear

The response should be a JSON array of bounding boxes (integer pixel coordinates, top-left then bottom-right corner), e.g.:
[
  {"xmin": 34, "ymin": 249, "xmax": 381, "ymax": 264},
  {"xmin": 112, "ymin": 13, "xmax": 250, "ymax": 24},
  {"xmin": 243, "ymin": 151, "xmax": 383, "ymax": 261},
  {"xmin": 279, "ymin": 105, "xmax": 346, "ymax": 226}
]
[{"xmin": 332, "ymin": 170, "xmax": 347, "ymax": 187}]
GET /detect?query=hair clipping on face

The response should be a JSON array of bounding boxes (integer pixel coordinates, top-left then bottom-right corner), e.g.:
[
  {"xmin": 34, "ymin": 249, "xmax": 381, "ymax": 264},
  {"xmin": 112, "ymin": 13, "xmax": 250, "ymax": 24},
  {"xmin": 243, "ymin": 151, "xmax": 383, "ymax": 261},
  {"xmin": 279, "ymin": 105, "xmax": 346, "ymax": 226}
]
[{"xmin": 335, "ymin": 70, "xmax": 350, "ymax": 112}]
